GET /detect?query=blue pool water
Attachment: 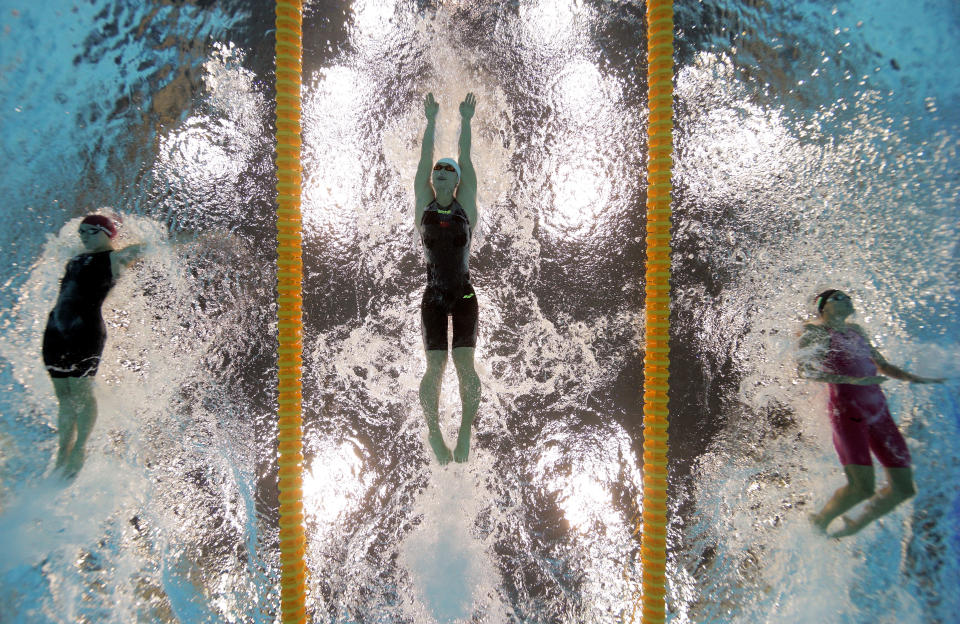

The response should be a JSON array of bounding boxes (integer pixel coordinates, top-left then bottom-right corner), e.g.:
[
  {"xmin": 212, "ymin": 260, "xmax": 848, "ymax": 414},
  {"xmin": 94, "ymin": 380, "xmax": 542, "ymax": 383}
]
[{"xmin": 0, "ymin": 1, "xmax": 957, "ymax": 622}]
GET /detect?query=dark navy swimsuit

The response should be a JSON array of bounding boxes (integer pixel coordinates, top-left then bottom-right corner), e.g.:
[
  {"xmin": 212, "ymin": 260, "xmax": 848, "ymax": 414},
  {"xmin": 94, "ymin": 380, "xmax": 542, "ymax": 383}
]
[
  {"xmin": 43, "ymin": 250, "xmax": 116, "ymax": 378},
  {"xmin": 419, "ymin": 199, "xmax": 478, "ymax": 351}
]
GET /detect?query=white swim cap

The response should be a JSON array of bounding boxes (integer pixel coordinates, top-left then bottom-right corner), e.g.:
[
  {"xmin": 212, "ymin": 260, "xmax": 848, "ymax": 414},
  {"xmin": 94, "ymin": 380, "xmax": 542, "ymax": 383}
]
[{"xmin": 435, "ymin": 158, "xmax": 461, "ymax": 180}]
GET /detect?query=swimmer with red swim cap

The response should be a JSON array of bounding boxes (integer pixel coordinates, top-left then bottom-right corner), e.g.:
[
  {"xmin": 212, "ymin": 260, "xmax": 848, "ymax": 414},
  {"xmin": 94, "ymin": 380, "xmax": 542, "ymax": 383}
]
[
  {"xmin": 799, "ymin": 290, "xmax": 943, "ymax": 537},
  {"xmin": 43, "ymin": 213, "xmax": 145, "ymax": 478}
]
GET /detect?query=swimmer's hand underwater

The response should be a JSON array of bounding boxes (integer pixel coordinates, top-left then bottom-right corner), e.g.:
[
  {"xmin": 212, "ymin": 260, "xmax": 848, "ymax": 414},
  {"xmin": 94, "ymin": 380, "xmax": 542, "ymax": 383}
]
[
  {"xmin": 459, "ymin": 92, "xmax": 476, "ymax": 120},
  {"xmin": 424, "ymin": 92, "xmax": 439, "ymax": 121}
]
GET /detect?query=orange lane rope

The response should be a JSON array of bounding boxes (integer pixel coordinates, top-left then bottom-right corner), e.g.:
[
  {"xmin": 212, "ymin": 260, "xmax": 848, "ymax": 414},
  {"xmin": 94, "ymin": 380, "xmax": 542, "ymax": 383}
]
[
  {"xmin": 274, "ymin": 1, "xmax": 307, "ymax": 622},
  {"xmin": 636, "ymin": 0, "xmax": 674, "ymax": 623}
]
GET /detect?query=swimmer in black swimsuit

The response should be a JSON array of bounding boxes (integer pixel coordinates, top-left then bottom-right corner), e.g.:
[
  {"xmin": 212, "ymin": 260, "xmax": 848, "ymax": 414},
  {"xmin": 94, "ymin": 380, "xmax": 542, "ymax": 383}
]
[
  {"xmin": 415, "ymin": 92, "xmax": 481, "ymax": 464},
  {"xmin": 44, "ymin": 214, "xmax": 144, "ymax": 478}
]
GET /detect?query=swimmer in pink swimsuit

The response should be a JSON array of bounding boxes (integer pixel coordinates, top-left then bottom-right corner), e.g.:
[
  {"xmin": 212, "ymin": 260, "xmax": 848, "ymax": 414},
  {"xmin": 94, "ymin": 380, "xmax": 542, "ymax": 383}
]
[{"xmin": 799, "ymin": 290, "xmax": 943, "ymax": 538}]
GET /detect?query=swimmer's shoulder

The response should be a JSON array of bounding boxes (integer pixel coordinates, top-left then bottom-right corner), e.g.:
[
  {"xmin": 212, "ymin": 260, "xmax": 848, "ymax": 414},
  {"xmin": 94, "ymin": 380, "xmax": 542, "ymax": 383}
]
[
  {"xmin": 799, "ymin": 322, "xmax": 830, "ymax": 347},
  {"xmin": 800, "ymin": 322, "xmax": 829, "ymax": 335},
  {"xmin": 846, "ymin": 323, "xmax": 869, "ymax": 337}
]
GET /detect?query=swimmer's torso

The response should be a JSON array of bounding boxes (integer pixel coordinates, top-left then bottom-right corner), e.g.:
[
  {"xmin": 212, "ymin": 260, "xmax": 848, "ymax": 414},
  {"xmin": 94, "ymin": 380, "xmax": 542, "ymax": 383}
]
[
  {"xmin": 420, "ymin": 199, "xmax": 471, "ymax": 295},
  {"xmin": 823, "ymin": 326, "xmax": 886, "ymax": 421},
  {"xmin": 49, "ymin": 250, "xmax": 116, "ymax": 333},
  {"xmin": 823, "ymin": 327, "xmax": 877, "ymax": 378}
]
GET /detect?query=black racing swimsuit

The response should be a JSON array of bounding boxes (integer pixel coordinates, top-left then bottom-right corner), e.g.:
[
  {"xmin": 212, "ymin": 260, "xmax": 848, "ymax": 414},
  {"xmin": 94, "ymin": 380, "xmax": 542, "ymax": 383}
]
[
  {"xmin": 420, "ymin": 199, "xmax": 478, "ymax": 351},
  {"xmin": 43, "ymin": 250, "xmax": 116, "ymax": 378}
]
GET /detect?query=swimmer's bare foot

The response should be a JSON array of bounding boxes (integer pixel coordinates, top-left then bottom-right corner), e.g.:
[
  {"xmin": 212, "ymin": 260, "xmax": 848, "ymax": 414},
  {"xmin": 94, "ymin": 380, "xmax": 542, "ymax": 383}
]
[
  {"xmin": 61, "ymin": 448, "xmax": 86, "ymax": 480},
  {"xmin": 428, "ymin": 429, "xmax": 453, "ymax": 465},
  {"xmin": 453, "ymin": 428, "xmax": 471, "ymax": 463},
  {"xmin": 808, "ymin": 512, "xmax": 829, "ymax": 535},
  {"xmin": 828, "ymin": 515, "xmax": 860, "ymax": 538}
]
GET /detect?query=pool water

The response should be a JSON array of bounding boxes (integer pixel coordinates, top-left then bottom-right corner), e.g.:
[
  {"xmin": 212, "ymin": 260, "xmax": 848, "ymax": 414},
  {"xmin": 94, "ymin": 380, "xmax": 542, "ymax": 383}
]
[{"xmin": 0, "ymin": 1, "xmax": 957, "ymax": 622}]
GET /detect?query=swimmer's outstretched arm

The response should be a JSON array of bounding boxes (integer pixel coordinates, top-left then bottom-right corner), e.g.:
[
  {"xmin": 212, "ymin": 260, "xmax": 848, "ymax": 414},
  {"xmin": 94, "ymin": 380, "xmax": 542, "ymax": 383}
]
[
  {"xmin": 167, "ymin": 228, "xmax": 234, "ymax": 249},
  {"xmin": 111, "ymin": 243, "xmax": 146, "ymax": 268},
  {"xmin": 112, "ymin": 227, "xmax": 211, "ymax": 268},
  {"xmin": 875, "ymin": 361, "xmax": 943, "ymax": 383},
  {"xmin": 849, "ymin": 325, "xmax": 945, "ymax": 384},
  {"xmin": 798, "ymin": 365, "xmax": 886, "ymax": 386},
  {"xmin": 457, "ymin": 93, "xmax": 478, "ymax": 228},
  {"xmin": 414, "ymin": 93, "xmax": 439, "ymax": 229}
]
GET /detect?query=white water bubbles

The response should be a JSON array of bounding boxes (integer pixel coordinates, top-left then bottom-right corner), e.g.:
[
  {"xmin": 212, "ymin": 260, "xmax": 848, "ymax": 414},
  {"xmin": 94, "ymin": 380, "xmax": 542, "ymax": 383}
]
[{"xmin": 397, "ymin": 461, "xmax": 505, "ymax": 623}]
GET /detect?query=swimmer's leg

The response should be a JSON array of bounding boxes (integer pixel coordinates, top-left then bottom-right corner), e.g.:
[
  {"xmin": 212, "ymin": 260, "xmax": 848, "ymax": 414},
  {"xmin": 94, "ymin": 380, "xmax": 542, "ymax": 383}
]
[
  {"xmin": 52, "ymin": 377, "xmax": 79, "ymax": 471},
  {"xmin": 420, "ymin": 350, "xmax": 452, "ymax": 465},
  {"xmin": 810, "ymin": 464, "xmax": 875, "ymax": 533},
  {"xmin": 451, "ymin": 347, "xmax": 480, "ymax": 463},
  {"xmin": 62, "ymin": 377, "xmax": 97, "ymax": 479},
  {"xmin": 830, "ymin": 466, "xmax": 916, "ymax": 538}
]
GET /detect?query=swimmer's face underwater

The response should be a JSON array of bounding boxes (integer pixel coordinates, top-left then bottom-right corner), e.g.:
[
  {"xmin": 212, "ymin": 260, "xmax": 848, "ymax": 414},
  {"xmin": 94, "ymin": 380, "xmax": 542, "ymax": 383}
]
[
  {"xmin": 821, "ymin": 291, "xmax": 854, "ymax": 319},
  {"xmin": 432, "ymin": 161, "xmax": 459, "ymax": 194},
  {"xmin": 78, "ymin": 224, "xmax": 112, "ymax": 252}
]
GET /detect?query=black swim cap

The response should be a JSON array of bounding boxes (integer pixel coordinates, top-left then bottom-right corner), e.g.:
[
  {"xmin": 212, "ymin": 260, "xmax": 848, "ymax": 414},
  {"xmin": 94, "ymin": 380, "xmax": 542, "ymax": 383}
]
[{"xmin": 815, "ymin": 289, "xmax": 839, "ymax": 315}]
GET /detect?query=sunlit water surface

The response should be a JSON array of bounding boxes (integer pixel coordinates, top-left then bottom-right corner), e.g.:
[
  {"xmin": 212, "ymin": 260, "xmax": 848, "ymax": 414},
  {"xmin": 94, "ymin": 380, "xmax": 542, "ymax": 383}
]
[{"xmin": 0, "ymin": 1, "xmax": 958, "ymax": 623}]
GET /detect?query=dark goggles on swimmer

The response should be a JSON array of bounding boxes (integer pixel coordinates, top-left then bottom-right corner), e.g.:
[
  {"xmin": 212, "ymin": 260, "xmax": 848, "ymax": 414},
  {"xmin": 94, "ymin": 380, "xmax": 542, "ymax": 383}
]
[
  {"xmin": 816, "ymin": 290, "xmax": 849, "ymax": 314},
  {"xmin": 433, "ymin": 163, "xmax": 457, "ymax": 172},
  {"xmin": 78, "ymin": 225, "xmax": 111, "ymax": 236}
]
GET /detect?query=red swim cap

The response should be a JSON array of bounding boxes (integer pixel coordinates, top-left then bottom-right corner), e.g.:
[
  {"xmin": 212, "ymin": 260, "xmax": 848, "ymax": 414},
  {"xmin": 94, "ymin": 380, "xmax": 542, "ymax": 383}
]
[{"xmin": 80, "ymin": 214, "xmax": 117, "ymax": 238}]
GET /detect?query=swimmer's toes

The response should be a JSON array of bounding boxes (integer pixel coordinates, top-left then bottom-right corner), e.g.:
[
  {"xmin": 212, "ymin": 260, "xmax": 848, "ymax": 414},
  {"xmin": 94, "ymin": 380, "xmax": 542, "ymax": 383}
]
[{"xmin": 453, "ymin": 439, "xmax": 470, "ymax": 463}]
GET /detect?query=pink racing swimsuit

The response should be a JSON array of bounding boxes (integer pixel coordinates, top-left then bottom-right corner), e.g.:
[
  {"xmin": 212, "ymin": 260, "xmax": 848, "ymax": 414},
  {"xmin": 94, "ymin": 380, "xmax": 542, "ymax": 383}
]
[{"xmin": 823, "ymin": 327, "xmax": 911, "ymax": 468}]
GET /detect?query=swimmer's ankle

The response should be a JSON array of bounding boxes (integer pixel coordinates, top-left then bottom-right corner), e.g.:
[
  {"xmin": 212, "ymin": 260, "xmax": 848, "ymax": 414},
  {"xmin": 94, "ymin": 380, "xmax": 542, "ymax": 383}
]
[{"xmin": 427, "ymin": 429, "xmax": 452, "ymax": 465}]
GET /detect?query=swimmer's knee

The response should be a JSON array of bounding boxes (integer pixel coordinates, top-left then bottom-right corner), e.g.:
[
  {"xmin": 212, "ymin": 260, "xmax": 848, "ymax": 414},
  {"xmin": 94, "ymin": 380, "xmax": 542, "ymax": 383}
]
[
  {"xmin": 423, "ymin": 350, "xmax": 448, "ymax": 374},
  {"xmin": 452, "ymin": 356, "xmax": 479, "ymax": 385},
  {"xmin": 51, "ymin": 377, "xmax": 70, "ymax": 398},
  {"xmin": 425, "ymin": 349, "xmax": 447, "ymax": 363},
  {"xmin": 451, "ymin": 347, "xmax": 476, "ymax": 368},
  {"xmin": 65, "ymin": 375, "xmax": 93, "ymax": 391},
  {"xmin": 895, "ymin": 480, "xmax": 916, "ymax": 501}
]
